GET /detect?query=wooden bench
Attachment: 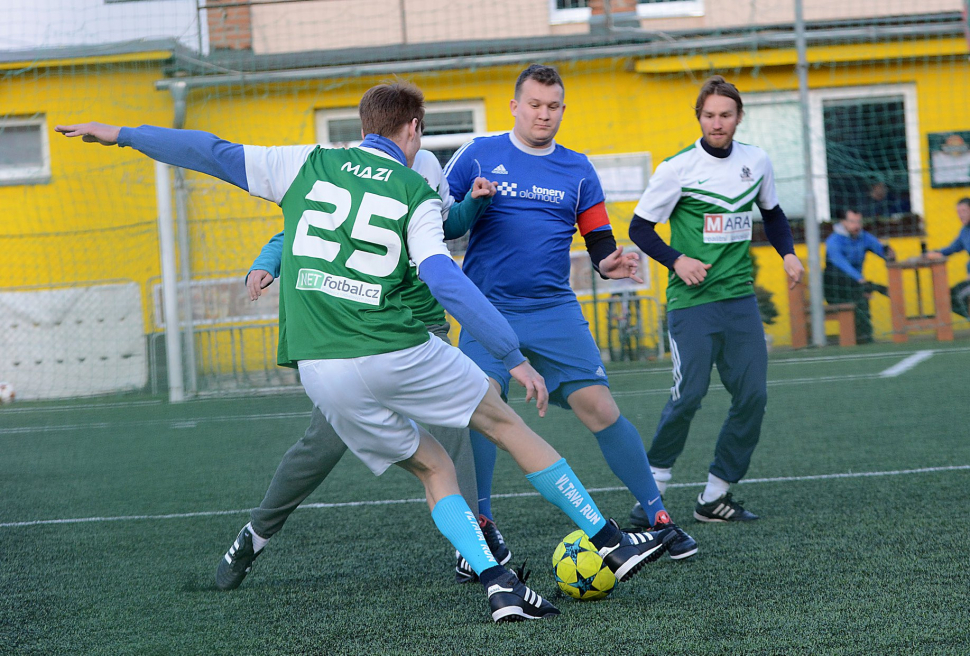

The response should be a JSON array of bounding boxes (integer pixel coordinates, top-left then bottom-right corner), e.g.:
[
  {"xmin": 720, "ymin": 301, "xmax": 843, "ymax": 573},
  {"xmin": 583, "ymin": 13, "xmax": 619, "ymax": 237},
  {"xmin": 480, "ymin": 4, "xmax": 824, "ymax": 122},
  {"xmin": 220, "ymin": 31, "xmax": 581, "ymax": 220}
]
[{"xmin": 788, "ymin": 282, "xmax": 857, "ymax": 348}]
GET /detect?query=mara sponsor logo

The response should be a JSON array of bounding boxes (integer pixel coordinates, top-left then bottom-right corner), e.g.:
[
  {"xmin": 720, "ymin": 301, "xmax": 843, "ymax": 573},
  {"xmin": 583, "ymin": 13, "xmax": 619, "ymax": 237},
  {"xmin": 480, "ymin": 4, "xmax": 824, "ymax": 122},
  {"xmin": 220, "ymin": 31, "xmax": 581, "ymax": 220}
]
[
  {"xmin": 296, "ymin": 268, "xmax": 382, "ymax": 306},
  {"xmin": 703, "ymin": 212, "xmax": 753, "ymax": 244},
  {"xmin": 340, "ymin": 161, "xmax": 393, "ymax": 181}
]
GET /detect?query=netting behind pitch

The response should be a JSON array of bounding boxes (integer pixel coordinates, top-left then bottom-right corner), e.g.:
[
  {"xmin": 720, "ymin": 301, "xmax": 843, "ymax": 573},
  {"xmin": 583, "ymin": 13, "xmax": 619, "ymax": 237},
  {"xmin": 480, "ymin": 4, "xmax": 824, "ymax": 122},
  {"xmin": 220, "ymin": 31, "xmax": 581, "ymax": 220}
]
[{"xmin": 2, "ymin": 0, "xmax": 968, "ymax": 400}]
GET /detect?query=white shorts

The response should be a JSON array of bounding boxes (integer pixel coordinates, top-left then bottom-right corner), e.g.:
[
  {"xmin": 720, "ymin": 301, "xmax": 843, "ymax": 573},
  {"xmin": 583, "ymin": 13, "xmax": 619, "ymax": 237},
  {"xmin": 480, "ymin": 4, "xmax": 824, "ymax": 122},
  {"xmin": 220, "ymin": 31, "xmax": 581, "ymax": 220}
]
[{"xmin": 297, "ymin": 336, "xmax": 490, "ymax": 475}]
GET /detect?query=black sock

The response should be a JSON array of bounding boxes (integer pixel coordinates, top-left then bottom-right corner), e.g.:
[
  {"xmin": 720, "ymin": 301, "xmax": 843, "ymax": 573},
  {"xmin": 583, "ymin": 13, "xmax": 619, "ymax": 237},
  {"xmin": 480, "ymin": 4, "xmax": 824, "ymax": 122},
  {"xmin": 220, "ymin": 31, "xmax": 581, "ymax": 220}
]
[
  {"xmin": 590, "ymin": 521, "xmax": 621, "ymax": 550},
  {"xmin": 478, "ymin": 565, "xmax": 507, "ymax": 588}
]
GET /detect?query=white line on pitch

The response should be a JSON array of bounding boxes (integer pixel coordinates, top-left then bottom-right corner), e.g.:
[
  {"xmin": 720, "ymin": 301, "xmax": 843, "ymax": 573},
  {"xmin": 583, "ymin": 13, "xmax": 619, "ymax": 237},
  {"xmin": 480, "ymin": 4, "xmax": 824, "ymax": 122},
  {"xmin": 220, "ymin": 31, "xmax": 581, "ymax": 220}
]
[
  {"xmin": 2, "ymin": 464, "xmax": 967, "ymax": 529},
  {"xmin": 879, "ymin": 350, "xmax": 935, "ymax": 377}
]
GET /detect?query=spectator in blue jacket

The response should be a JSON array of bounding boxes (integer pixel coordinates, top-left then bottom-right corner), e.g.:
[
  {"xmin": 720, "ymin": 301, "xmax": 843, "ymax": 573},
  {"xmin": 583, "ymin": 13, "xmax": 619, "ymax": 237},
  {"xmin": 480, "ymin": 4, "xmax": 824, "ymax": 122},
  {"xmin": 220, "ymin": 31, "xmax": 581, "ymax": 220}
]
[
  {"xmin": 823, "ymin": 209, "xmax": 896, "ymax": 343},
  {"xmin": 927, "ymin": 197, "xmax": 970, "ymax": 318}
]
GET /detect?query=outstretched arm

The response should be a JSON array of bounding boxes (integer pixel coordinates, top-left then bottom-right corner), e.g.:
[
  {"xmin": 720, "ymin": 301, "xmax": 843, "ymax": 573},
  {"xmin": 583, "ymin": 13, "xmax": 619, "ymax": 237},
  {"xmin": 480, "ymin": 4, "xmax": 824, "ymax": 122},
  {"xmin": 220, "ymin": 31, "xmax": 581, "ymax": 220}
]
[{"xmin": 56, "ymin": 122, "xmax": 248, "ymax": 190}]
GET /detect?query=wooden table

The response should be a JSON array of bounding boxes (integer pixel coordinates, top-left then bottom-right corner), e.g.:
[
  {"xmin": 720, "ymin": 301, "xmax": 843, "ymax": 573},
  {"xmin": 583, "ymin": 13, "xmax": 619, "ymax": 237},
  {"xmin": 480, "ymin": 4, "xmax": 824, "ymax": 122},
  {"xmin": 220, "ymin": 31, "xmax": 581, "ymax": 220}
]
[{"xmin": 886, "ymin": 258, "xmax": 953, "ymax": 343}]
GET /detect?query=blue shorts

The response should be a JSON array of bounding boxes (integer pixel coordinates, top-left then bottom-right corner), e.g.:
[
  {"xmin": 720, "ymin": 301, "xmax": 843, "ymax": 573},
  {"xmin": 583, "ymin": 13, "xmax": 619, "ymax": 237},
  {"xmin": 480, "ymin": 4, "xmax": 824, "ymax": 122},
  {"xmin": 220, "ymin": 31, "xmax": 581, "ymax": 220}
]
[{"xmin": 458, "ymin": 301, "xmax": 608, "ymax": 409}]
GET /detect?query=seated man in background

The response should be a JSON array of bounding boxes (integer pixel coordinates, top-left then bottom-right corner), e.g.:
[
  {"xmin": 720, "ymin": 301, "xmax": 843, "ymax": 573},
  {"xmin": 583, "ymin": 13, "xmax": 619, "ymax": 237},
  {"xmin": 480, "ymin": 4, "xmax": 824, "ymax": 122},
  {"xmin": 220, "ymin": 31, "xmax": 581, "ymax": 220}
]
[
  {"xmin": 926, "ymin": 197, "xmax": 970, "ymax": 319},
  {"xmin": 823, "ymin": 209, "xmax": 896, "ymax": 344}
]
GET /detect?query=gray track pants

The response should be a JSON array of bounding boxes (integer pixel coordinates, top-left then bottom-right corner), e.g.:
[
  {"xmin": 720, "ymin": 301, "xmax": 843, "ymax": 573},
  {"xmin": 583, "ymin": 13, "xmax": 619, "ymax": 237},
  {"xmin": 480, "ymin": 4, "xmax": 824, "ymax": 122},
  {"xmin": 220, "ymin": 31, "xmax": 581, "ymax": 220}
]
[{"xmin": 250, "ymin": 324, "xmax": 479, "ymax": 538}]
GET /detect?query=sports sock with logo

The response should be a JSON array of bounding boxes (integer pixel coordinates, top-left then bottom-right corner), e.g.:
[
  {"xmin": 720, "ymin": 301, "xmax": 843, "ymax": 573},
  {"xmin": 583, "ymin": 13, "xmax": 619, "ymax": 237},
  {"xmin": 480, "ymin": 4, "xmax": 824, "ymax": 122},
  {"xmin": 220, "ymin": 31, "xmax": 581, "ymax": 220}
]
[
  {"xmin": 593, "ymin": 416, "xmax": 667, "ymax": 525},
  {"xmin": 431, "ymin": 494, "xmax": 498, "ymax": 575},
  {"xmin": 700, "ymin": 474, "xmax": 730, "ymax": 504},
  {"xmin": 526, "ymin": 458, "xmax": 607, "ymax": 538},
  {"xmin": 468, "ymin": 429, "xmax": 497, "ymax": 520}
]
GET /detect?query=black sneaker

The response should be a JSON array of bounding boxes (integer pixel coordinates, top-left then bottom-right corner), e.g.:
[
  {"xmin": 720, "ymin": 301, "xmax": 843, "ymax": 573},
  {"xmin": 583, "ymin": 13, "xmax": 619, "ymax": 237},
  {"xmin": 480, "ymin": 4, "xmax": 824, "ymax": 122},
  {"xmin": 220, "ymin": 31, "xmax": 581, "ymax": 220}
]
[
  {"xmin": 651, "ymin": 511, "xmax": 698, "ymax": 560},
  {"xmin": 693, "ymin": 492, "xmax": 760, "ymax": 523},
  {"xmin": 455, "ymin": 515, "xmax": 512, "ymax": 584},
  {"xmin": 598, "ymin": 519, "xmax": 674, "ymax": 582},
  {"xmin": 629, "ymin": 505, "xmax": 697, "ymax": 560},
  {"xmin": 215, "ymin": 524, "xmax": 262, "ymax": 591},
  {"xmin": 487, "ymin": 570, "xmax": 560, "ymax": 623}
]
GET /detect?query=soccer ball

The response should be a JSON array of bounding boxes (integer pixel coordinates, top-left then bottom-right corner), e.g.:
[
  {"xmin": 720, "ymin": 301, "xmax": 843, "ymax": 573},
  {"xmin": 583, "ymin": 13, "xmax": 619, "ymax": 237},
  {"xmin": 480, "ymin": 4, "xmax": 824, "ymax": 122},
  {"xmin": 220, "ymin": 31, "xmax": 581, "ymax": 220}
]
[
  {"xmin": 552, "ymin": 529, "xmax": 616, "ymax": 601},
  {"xmin": 0, "ymin": 382, "xmax": 15, "ymax": 405}
]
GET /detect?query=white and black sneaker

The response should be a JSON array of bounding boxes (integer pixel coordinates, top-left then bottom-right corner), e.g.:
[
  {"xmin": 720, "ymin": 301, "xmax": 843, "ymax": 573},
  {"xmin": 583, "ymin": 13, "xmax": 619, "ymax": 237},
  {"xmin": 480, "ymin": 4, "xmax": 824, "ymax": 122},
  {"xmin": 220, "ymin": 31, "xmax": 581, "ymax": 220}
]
[
  {"xmin": 215, "ymin": 524, "xmax": 262, "ymax": 591},
  {"xmin": 598, "ymin": 519, "xmax": 674, "ymax": 582},
  {"xmin": 693, "ymin": 493, "xmax": 759, "ymax": 523},
  {"xmin": 455, "ymin": 515, "xmax": 512, "ymax": 584},
  {"xmin": 629, "ymin": 505, "xmax": 698, "ymax": 560},
  {"xmin": 486, "ymin": 570, "xmax": 560, "ymax": 623}
]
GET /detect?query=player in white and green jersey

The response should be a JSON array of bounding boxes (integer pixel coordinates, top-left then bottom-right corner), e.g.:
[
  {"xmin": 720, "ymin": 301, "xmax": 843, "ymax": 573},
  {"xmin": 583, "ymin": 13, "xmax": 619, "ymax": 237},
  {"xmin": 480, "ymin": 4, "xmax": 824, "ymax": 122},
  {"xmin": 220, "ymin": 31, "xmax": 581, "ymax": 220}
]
[
  {"xmin": 242, "ymin": 149, "xmax": 501, "ymax": 586},
  {"xmin": 57, "ymin": 83, "xmax": 675, "ymax": 622},
  {"xmin": 628, "ymin": 76, "xmax": 804, "ymax": 526}
]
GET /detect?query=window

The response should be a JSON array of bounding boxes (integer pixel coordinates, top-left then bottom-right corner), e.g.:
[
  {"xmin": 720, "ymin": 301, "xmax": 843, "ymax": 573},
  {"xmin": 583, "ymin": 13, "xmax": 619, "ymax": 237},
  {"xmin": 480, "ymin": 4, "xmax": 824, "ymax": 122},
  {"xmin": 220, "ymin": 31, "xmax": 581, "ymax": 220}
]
[
  {"xmin": 550, "ymin": 0, "xmax": 703, "ymax": 23},
  {"xmin": 0, "ymin": 116, "xmax": 50, "ymax": 185},
  {"xmin": 636, "ymin": 0, "xmax": 704, "ymax": 19},
  {"xmin": 736, "ymin": 85, "xmax": 923, "ymax": 243},
  {"xmin": 315, "ymin": 100, "xmax": 487, "ymax": 168},
  {"xmin": 550, "ymin": 0, "xmax": 591, "ymax": 25}
]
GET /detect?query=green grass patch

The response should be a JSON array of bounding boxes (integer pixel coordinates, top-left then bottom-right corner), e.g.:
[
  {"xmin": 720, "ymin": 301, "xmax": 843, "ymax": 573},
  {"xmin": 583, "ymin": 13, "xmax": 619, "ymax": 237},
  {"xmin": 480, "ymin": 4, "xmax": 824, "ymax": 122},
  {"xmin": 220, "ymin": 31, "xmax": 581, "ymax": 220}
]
[{"xmin": 2, "ymin": 344, "xmax": 968, "ymax": 654}]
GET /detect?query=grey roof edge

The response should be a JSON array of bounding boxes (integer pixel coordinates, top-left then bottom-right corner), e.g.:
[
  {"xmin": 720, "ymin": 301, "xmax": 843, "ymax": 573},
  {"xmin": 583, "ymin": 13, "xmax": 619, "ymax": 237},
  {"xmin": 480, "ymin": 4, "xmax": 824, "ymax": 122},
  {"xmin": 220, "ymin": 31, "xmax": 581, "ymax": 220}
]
[
  {"xmin": 159, "ymin": 12, "xmax": 968, "ymax": 90},
  {"xmin": 0, "ymin": 38, "xmax": 184, "ymax": 65},
  {"xmin": 164, "ymin": 11, "xmax": 966, "ymax": 79}
]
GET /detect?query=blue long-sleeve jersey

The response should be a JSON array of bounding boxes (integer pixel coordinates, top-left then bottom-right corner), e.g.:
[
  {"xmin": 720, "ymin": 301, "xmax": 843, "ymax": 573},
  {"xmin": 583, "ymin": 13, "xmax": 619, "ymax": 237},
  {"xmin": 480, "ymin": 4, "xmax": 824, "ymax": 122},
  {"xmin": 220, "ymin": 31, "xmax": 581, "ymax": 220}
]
[
  {"xmin": 824, "ymin": 224, "xmax": 888, "ymax": 280},
  {"xmin": 939, "ymin": 224, "xmax": 970, "ymax": 275}
]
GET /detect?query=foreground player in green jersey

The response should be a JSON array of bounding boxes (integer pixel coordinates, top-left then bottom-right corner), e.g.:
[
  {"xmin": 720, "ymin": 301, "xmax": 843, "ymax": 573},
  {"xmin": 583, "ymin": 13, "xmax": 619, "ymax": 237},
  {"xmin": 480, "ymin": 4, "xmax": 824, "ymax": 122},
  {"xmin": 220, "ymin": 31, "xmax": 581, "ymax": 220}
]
[
  {"xmin": 628, "ymin": 76, "xmax": 804, "ymax": 525},
  {"xmin": 57, "ymin": 82, "xmax": 674, "ymax": 623}
]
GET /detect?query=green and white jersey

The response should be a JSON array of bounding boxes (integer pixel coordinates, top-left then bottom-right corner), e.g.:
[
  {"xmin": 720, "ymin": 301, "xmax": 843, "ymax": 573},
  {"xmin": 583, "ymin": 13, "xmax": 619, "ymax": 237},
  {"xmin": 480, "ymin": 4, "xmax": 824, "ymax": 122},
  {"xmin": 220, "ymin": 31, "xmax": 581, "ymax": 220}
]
[
  {"xmin": 634, "ymin": 139, "xmax": 779, "ymax": 311},
  {"xmin": 244, "ymin": 144, "xmax": 448, "ymax": 365}
]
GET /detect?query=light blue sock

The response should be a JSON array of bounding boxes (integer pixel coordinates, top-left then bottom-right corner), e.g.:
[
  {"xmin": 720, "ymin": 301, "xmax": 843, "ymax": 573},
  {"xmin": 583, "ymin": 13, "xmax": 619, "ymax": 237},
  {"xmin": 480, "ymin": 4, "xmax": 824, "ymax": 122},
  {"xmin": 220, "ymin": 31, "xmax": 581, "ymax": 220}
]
[
  {"xmin": 526, "ymin": 458, "xmax": 606, "ymax": 538},
  {"xmin": 594, "ymin": 415, "xmax": 666, "ymax": 526},
  {"xmin": 469, "ymin": 429, "xmax": 496, "ymax": 520},
  {"xmin": 430, "ymin": 494, "xmax": 497, "ymax": 576}
]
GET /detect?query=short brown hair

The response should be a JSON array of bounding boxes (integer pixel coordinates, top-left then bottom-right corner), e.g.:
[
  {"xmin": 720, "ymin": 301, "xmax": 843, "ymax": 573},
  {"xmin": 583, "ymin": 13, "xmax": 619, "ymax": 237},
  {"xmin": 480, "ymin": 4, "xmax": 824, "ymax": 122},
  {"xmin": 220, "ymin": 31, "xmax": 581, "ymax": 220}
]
[
  {"xmin": 957, "ymin": 197, "xmax": 970, "ymax": 208},
  {"xmin": 358, "ymin": 82, "xmax": 425, "ymax": 139},
  {"xmin": 694, "ymin": 75, "xmax": 743, "ymax": 119},
  {"xmin": 514, "ymin": 64, "xmax": 564, "ymax": 98}
]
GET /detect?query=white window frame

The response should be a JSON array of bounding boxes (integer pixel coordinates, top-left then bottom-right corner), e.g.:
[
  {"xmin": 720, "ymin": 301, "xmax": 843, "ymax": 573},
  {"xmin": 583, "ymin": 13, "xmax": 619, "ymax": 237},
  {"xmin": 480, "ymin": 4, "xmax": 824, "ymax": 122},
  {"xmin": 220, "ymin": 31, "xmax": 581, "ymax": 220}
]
[
  {"xmin": 742, "ymin": 85, "xmax": 922, "ymax": 223},
  {"xmin": 809, "ymin": 84, "xmax": 922, "ymax": 222},
  {"xmin": 0, "ymin": 115, "xmax": 51, "ymax": 186},
  {"xmin": 315, "ymin": 100, "xmax": 488, "ymax": 154},
  {"xmin": 549, "ymin": 0, "xmax": 591, "ymax": 25},
  {"xmin": 636, "ymin": 0, "xmax": 705, "ymax": 19}
]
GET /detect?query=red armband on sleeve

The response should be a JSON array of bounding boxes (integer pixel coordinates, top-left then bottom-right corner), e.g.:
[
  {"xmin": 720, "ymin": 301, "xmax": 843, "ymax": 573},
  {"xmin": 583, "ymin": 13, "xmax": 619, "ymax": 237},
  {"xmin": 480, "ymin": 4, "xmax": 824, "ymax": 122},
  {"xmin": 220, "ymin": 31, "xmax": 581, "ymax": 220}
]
[{"xmin": 577, "ymin": 201, "xmax": 610, "ymax": 236}]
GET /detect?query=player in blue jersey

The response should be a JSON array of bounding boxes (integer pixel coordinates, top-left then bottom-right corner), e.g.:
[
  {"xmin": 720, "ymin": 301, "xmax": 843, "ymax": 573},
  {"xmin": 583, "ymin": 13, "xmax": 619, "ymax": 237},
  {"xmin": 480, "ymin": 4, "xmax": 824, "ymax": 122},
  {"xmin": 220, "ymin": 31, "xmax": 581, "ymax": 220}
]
[
  {"xmin": 628, "ymin": 76, "xmax": 804, "ymax": 524},
  {"xmin": 445, "ymin": 64, "xmax": 697, "ymax": 572},
  {"xmin": 57, "ymin": 82, "xmax": 675, "ymax": 622}
]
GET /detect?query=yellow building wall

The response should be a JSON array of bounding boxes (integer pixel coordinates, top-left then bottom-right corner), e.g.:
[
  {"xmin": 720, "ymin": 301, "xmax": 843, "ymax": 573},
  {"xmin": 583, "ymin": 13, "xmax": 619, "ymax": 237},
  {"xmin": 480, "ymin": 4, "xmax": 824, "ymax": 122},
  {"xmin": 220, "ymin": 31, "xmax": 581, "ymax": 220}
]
[
  {"xmin": 0, "ymin": 58, "xmax": 174, "ymax": 334},
  {"xmin": 6, "ymin": 39, "xmax": 968, "ymax": 379}
]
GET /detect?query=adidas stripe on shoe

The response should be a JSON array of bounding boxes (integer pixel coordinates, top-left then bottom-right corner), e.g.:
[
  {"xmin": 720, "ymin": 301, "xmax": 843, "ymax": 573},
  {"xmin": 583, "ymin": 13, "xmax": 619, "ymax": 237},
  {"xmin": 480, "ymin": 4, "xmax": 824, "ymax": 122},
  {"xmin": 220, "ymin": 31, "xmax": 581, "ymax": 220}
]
[
  {"xmin": 215, "ymin": 524, "xmax": 262, "ymax": 591},
  {"xmin": 629, "ymin": 506, "xmax": 698, "ymax": 560},
  {"xmin": 693, "ymin": 492, "xmax": 759, "ymax": 523},
  {"xmin": 598, "ymin": 519, "xmax": 674, "ymax": 582},
  {"xmin": 487, "ymin": 571, "xmax": 559, "ymax": 623}
]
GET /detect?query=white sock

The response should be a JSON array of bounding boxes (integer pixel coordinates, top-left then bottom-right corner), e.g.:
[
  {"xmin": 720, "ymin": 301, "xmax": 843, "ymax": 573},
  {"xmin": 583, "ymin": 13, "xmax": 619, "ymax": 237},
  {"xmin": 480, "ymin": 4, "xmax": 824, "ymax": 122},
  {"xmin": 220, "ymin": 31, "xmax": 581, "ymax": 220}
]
[
  {"xmin": 651, "ymin": 467, "xmax": 672, "ymax": 496},
  {"xmin": 247, "ymin": 522, "xmax": 270, "ymax": 553},
  {"xmin": 700, "ymin": 474, "xmax": 730, "ymax": 504}
]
